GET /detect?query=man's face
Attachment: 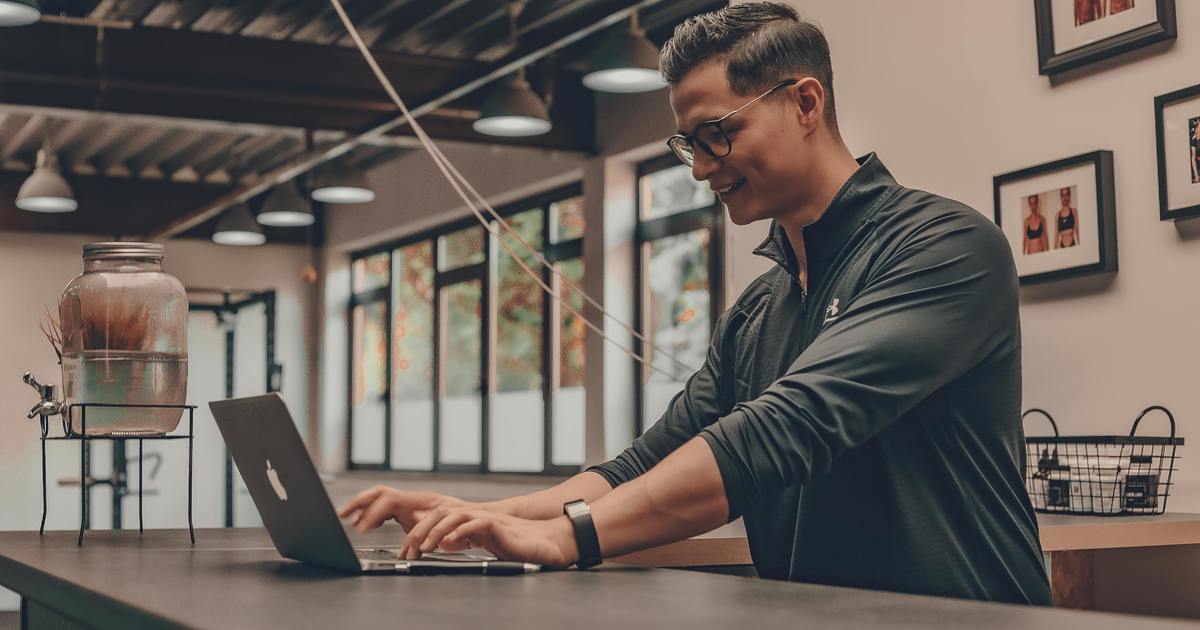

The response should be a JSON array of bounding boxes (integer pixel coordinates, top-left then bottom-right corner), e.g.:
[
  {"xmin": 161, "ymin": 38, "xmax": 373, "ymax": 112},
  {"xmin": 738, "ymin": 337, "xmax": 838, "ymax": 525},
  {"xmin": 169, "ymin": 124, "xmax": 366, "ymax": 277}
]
[
  {"xmin": 1028, "ymin": 195, "xmax": 1039, "ymax": 212},
  {"xmin": 669, "ymin": 62, "xmax": 806, "ymax": 226},
  {"xmin": 1060, "ymin": 188, "xmax": 1071, "ymax": 206}
]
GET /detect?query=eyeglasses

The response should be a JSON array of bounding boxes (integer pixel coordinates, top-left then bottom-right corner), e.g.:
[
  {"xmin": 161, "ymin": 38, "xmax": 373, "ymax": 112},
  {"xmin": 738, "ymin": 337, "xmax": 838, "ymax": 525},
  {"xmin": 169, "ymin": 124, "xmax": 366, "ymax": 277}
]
[{"xmin": 666, "ymin": 79, "xmax": 798, "ymax": 167}]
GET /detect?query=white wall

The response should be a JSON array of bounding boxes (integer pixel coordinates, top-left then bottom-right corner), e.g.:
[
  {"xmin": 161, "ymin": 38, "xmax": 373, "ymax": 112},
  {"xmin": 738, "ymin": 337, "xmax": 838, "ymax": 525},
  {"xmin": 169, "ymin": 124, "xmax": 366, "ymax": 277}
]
[
  {"xmin": 0, "ymin": 231, "xmax": 317, "ymax": 610},
  {"xmin": 724, "ymin": 1, "xmax": 1200, "ymax": 509}
]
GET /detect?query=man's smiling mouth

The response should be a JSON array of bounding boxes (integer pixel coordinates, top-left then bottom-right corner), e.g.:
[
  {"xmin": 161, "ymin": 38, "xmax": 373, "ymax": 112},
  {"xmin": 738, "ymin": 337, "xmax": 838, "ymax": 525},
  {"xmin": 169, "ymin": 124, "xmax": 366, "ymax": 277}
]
[{"xmin": 714, "ymin": 178, "xmax": 747, "ymax": 196}]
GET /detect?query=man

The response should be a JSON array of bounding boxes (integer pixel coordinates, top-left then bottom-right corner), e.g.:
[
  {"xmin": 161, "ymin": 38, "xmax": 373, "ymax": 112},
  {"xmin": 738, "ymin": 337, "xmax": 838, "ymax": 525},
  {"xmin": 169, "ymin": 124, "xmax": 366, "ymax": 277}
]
[{"xmin": 339, "ymin": 2, "xmax": 1051, "ymax": 605}]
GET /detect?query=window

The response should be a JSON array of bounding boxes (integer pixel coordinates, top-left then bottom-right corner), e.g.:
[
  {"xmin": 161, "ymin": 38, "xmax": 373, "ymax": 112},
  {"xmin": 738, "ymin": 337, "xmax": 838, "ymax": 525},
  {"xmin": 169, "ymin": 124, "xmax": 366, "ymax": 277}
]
[
  {"xmin": 635, "ymin": 155, "xmax": 724, "ymax": 435},
  {"xmin": 350, "ymin": 252, "xmax": 390, "ymax": 465},
  {"xmin": 390, "ymin": 241, "xmax": 434, "ymax": 469},
  {"xmin": 349, "ymin": 184, "xmax": 585, "ymax": 474},
  {"xmin": 492, "ymin": 208, "xmax": 544, "ymax": 471}
]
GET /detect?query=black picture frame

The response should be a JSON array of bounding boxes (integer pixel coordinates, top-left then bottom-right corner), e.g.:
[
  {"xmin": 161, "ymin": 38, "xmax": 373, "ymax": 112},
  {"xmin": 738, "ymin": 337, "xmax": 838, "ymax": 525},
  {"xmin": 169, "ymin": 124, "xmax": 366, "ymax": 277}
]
[
  {"xmin": 993, "ymin": 150, "xmax": 1117, "ymax": 285},
  {"xmin": 1035, "ymin": 0, "xmax": 1176, "ymax": 77},
  {"xmin": 1155, "ymin": 82, "xmax": 1200, "ymax": 222}
]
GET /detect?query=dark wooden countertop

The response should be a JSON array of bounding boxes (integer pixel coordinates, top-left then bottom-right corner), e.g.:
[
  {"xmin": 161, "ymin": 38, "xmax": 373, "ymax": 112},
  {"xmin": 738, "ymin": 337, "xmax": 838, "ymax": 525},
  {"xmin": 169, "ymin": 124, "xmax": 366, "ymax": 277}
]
[{"xmin": 1, "ymin": 528, "xmax": 1197, "ymax": 630}]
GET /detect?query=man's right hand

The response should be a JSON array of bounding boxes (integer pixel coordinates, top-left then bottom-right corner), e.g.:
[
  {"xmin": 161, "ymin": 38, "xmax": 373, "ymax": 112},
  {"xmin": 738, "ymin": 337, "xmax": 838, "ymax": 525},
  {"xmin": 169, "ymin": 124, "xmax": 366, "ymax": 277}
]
[{"xmin": 337, "ymin": 486, "xmax": 472, "ymax": 533}]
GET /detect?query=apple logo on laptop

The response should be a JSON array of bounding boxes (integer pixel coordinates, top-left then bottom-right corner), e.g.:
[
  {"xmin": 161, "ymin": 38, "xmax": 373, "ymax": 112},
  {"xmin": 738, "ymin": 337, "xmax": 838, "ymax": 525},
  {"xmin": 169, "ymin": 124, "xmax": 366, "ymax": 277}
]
[{"xmin": 266, "ymin": 459, "xmax": 288, "ymax": 501}]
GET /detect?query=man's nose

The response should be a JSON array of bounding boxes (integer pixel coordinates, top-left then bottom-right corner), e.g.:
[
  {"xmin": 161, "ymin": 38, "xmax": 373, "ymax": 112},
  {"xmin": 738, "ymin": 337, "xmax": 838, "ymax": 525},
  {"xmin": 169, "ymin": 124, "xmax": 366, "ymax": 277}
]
[{"xmin": 691, "ymin": 150, "xmax": 719, "ymax": 182}]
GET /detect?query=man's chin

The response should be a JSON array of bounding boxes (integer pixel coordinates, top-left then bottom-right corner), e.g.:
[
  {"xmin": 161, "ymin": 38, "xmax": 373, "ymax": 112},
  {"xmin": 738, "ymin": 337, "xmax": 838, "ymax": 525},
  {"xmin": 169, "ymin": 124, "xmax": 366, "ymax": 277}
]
[{"xmin": 724, "ymin": 201, "xmax": 766, "ymax": 226}]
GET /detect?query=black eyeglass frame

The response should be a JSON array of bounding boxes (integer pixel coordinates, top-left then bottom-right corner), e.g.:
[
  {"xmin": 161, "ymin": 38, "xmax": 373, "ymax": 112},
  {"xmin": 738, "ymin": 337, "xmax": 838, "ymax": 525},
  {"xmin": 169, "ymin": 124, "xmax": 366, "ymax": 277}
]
[{"xmin": 666, "ymin": 79, "xmax": 799, "ymax": 167}]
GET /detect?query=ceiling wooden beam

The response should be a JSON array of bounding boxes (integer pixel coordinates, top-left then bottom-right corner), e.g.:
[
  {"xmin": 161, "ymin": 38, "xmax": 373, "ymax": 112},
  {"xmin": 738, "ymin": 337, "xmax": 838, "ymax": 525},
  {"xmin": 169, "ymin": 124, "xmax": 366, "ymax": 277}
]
[
  {"xmin": 114, "ymin": 0, "xmax": 159, "ymax": 23},
  {"xmin": 148, "ymin": 0, "xmax": 668, "ymax": 240},
  {"xmin": 0, "ymin": 168, "xmax": 231, "ymax": 237},
  {"xmin": 0, "ymin": 164, "xmax": 316, "ymax": 244},
  {"xmin": 374, "ymin": 0, "xmax": 471, "ymax": 52},
  {"xmin": 0, "ymin": 20, "xmax": 595, "ymax": 153},
  {"xmin": 0, "ymin": 115, "xmax": 46, "ymax": 162},
  {"xmin": 61, "ymin": 121, "xmax": 127, "ymax": 165}
]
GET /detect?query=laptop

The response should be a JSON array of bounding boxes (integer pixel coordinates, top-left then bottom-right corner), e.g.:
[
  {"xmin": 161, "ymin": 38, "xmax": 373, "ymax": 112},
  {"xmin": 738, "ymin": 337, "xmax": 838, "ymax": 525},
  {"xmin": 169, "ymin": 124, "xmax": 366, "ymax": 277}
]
[{"xmin": 209, "ymin": 393, "xmax": 540, "ymax": 575}]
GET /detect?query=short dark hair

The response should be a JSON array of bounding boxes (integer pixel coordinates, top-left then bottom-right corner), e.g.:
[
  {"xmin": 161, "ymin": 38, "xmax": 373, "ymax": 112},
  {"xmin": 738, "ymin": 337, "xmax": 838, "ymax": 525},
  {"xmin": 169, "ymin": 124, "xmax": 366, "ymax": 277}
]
[{"xmin": 659, "ymin": 2, "xmax": 838, "ymax": 130}]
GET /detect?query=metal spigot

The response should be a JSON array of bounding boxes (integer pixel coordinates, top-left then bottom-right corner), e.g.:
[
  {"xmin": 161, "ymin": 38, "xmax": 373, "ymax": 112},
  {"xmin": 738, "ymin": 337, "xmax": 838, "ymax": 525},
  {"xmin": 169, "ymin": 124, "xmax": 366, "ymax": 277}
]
[{"xmin": 23, "ymin": 372, "xmax": 64, "ymax": 419}]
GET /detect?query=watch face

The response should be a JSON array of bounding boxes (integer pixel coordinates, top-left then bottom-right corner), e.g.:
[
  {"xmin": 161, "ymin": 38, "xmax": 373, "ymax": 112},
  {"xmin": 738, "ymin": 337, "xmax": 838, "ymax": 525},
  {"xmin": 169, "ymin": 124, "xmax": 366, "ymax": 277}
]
[{"xmin": 565, "ymin": 500, "xmax": 589, "ymax": 519}]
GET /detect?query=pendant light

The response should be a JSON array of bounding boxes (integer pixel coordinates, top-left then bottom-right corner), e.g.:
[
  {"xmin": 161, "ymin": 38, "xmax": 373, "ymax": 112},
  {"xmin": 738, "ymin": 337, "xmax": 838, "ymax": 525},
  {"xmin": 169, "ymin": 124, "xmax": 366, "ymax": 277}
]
[
  {"xmin": 472, "ymin": 69, "xmax": 553, "ymax": 137},
  {"xmin": 310, "ymin": 160, "xmax": 375, "ymax": 204},
  {"xmin": 213, "ymin": 204, "xmax": 266, "ymax": 246},
  {"xmin": 258, "ymin": 180, "xmax": 315, "ymax": 226},
  {"xmin": 16, "ymin": 145, "xmax": 77, "ymax": 213},
  {"xmin": 472, "ymin": 1, "xmax": 552, "ymax": 137},
  {"xmin": 582, "ymin": 12, "xmax": 667, "ymax": 93},
  {"xmin": 0, "ymin": 0, "xmax": 39, "ymax": 26}
]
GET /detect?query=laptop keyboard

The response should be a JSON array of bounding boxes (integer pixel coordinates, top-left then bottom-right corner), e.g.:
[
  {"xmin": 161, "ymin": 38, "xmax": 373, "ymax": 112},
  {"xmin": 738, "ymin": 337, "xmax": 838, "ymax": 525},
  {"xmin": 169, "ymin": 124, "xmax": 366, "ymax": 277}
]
[
  {"xmin": 355, "ymin": 547, "xmax": 500, "ymax": 562},
  {"xmin": 355, "ymin": 548, "xmax": 401, "ymax": 561}
]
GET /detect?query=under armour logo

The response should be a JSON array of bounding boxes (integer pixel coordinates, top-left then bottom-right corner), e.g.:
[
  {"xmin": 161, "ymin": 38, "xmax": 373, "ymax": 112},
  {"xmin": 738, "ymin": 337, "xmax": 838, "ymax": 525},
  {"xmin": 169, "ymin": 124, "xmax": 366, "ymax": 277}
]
[{"xmin": 823, "ymin": 298, "xmax": 841, "ymax": 324}]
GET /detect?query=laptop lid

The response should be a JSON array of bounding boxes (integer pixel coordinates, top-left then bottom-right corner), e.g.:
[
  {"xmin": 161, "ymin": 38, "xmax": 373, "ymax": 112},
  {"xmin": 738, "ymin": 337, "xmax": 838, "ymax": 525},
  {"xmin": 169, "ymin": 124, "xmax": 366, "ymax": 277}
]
[{"xmin": 209, "ymin": 394, "xmax": 361, "ymax": 572}]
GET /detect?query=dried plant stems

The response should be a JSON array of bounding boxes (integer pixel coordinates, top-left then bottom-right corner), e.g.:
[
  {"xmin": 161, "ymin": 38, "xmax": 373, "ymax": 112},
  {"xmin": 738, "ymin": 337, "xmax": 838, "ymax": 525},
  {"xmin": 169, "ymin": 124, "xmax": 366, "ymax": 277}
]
[
  {"xmin": 82, "ymin": 300, "xmax": 154, "ymax": 353},
  {"xmin": 60, "ymin": 298, "xmax": 158, "ymax": 355},
  {"xmin": 39, "ymin": 305, "xmax": 62, "ymax": 363}
]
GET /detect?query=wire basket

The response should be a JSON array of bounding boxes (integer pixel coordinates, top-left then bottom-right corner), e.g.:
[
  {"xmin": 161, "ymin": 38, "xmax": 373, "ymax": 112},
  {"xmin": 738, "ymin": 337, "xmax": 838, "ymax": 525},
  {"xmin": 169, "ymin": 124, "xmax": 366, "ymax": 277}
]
[{"xmin": 1023, "ymin": 406, "xmax": 1183, "ymax": 516}]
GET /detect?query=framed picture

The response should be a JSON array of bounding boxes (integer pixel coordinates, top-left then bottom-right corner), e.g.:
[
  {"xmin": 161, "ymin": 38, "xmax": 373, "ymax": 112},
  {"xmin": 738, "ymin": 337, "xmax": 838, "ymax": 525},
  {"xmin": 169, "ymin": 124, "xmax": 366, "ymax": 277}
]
[
  {"xmin": 993, "ymin": 151, "xmax": 1117, "ymax": 285},
  {"xmin": 1035, "ymin": 0, "xmax": 1176, "ymax": 77},
  {"xmin": 1155, "ymin": 83, "xmax": 1200, "ymax": 221}
]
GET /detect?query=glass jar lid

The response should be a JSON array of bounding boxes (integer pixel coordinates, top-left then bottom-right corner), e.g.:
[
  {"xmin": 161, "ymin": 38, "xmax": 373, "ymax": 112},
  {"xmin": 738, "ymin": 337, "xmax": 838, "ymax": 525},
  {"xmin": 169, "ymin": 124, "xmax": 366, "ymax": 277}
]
[{"xmin": 82, "ymin": 242, "xmax": 165, "ymax": 261}]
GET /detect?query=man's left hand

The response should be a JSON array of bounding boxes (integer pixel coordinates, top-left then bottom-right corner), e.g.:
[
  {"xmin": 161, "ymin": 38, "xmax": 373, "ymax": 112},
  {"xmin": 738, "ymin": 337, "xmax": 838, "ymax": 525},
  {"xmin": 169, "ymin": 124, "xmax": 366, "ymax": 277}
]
[{"xmin": 398, "ymin": 508, "xmax": 579, "ymax": 569}]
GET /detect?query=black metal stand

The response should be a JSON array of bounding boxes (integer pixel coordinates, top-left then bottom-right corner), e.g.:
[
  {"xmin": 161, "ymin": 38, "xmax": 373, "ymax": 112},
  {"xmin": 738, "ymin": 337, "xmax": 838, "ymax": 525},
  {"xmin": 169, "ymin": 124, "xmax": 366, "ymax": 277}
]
[{"xmin": 38, "ymin": 402, "xmax": 197, "ymax": 546}]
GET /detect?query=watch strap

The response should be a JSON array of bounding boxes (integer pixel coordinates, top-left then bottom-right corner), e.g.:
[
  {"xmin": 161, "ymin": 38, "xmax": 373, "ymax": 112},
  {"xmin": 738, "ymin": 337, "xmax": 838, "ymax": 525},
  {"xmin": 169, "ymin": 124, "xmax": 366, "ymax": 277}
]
[{"xmin": 563, "ymin": 499, "xmax": 602, "ymax": 569}]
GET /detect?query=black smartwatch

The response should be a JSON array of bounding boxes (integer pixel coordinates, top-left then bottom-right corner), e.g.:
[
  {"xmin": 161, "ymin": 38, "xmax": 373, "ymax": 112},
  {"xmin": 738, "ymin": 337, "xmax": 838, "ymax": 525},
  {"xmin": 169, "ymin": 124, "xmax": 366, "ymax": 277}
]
[{"xmin": 563, "ymin": 499, "xmax": 602, "ymax": 569}]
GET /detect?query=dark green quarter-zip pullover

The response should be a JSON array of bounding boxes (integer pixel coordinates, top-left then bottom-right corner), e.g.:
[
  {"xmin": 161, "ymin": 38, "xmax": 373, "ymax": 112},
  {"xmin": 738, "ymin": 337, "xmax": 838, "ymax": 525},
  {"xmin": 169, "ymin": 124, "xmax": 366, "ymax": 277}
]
[{"xmin": 589, "ymin": 153, "xmax": 1052, "ymax": 605}]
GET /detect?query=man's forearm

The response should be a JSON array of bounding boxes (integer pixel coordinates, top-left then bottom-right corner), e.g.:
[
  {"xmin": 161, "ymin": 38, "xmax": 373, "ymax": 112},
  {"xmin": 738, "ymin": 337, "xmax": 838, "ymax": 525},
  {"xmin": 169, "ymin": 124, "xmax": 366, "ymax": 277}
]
[
  {"xmin": 588, "ymin": 437, "xmax": 728, "ymax": 559},
  {"xmin": 483, "ymin": 471, "xmax": 614, "ymax": 520}
]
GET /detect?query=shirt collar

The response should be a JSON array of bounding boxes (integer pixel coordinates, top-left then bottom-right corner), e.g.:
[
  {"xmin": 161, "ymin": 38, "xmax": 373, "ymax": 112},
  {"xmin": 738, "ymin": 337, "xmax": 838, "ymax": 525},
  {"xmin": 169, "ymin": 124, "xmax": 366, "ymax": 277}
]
[{"xmin": 752, "ymin": 152, "xmax": 899, "ymax": 279}]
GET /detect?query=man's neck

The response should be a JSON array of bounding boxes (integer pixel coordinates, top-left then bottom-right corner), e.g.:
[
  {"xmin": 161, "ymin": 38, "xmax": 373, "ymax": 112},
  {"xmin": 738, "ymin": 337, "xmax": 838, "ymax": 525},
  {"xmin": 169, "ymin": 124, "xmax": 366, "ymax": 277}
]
[{"xmin": 777, "ymin": 146, "xmax": 861, "ymax": 290}]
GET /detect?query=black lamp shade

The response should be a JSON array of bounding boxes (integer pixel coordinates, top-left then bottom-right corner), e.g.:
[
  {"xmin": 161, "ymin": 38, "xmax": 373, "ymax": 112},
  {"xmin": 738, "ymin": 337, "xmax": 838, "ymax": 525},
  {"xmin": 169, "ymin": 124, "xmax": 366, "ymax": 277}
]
[
  {"xmin": 213, "ymin": 204, "xmax": 266, "ymax": 246},
  {"xmin": 311, "ymin": 161, "xmax": 375, "ymax": 204},
  {"xmin": 582, "ymin": 27, "xmax": 666, "ymax": 93},
  {"xmin": 258, "ymin": 180, "xmax": 315, "ymax": 226},
  {"xmin": 472, "ymin": 74, "xmax": 552, "ymax": 137}
]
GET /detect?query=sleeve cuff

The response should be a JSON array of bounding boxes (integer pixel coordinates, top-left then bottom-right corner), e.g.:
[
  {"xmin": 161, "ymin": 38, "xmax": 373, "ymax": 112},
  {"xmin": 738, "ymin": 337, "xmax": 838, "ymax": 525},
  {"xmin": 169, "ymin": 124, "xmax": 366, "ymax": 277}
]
[
  {"xmin": 584, "ymin": 464, "xmax": 623, "ymax": 489},
  {"xmin": 699, "ymin": 428, "xmax": 749, "ymax": 522}
]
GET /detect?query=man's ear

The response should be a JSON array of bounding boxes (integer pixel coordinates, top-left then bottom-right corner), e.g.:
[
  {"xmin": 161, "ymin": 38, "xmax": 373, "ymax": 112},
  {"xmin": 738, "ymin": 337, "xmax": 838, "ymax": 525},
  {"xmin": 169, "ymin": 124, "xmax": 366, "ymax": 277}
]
[{"xmin": 790, "ymin": 77, "xmax": 826, "ymax": 133}]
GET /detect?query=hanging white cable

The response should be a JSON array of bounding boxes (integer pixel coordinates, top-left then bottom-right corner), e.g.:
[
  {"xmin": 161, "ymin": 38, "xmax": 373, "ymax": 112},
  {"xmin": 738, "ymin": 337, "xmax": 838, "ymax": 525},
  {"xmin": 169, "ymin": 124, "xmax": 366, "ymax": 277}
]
[
  {"xmin": 327, "ymin": 0, "xmax": 695, "ymax": 378},
  {"xmin": 334, "ymin": 0, "xmax": 692, "ymax": 374},
  {"xmin": 421, "ymin": 125, "xmax": 695, "ymax": 376}
]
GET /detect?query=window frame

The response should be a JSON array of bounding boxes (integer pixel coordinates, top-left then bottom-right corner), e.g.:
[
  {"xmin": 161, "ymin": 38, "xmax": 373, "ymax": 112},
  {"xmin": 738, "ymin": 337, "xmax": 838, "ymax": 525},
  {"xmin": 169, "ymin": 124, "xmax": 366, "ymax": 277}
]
[
  {"xmin": 348, "ymin": 183, "xmax": 585, "ymax": 475},
  {"xmin": 633, "ymin": 153, "xmax": 726, "ymax": 436}
]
